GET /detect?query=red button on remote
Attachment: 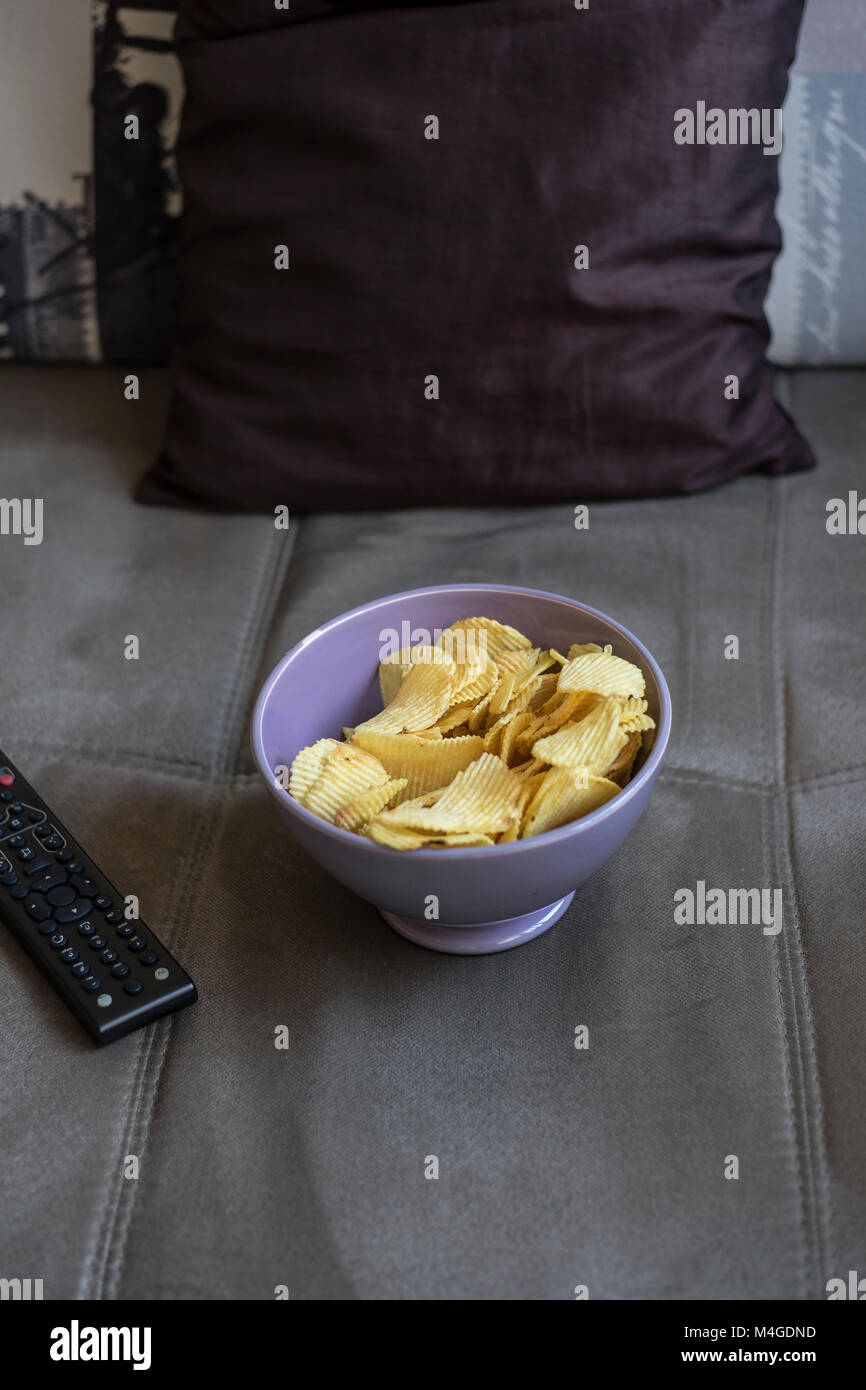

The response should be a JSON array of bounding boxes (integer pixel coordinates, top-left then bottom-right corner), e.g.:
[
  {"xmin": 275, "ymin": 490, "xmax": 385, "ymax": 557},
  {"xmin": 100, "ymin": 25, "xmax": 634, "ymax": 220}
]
[{"xmin": 0, "ymin": 773, "xmax": 14, "ymax": 786}]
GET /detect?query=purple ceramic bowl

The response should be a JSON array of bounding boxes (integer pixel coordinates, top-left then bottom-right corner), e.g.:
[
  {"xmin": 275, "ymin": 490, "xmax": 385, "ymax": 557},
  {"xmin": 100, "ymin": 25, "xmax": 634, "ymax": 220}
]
[{"xmin": 251, "ymin": 584, "xmax": 671, "ymax": 954}]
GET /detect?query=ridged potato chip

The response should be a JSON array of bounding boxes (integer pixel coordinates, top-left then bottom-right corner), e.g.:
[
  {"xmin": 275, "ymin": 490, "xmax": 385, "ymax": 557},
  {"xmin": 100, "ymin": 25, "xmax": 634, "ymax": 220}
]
[
  {"xmin": 516, "ymin": 692, "xmax": 598, "ymax": 756},
  {"xmin": 498, "ymin": 772, "xmax": 547, "ymax": 842},
  {"xmin": 365, "ymin": 822, "xmax": 495, "ymax": 850},
  {"xmin": 528, "ymin": 673, "xmax": 560, "ymax": 710},
  {"xmin": 495, "ymin": 646, "xmax": 540, "ymax": 677},
  {"xmin": 467, "ymin": 689, "xmax": 496, "ymax": 733},
  {"xmin": 378, "ymin": 643, "xmax": 454, "ymax": 706},
  {"xmin": 451, "ymin": 659, "xmax": 497, "ymax": 706},
  {"xmin": 558, "ymin": 651, "xmax": 645, "ymax": 698},
  {"xmin": 532, "ymin": 696, "xmax": 627, "ymax": 774},
  {"xmin": 447, "ymin": 617, "xmax": 532, "ymax": 662},
  {"xmin": 620, "ymin": 712, "xmax": 656, "ymax": 733},
  {"xmin": 303, "ymin": 743, "xmax": 390, "ymax": 821},
  {"xmin": 334, "ymin": 778, "xmax": 409, "ymax": 832},
  {"xmin": 522, "ymin": 767, "xmax": 621, "ymax": 838},
  {"xmin": 620, "ymin": 696, "xmax": 648, "ymax": 716},
  {"xmin": 351, "ymin": 729, "xmax": 484, "ymax": 798},
  {"xmin": 378, "ymin": 655, "xmax": 409, "ymax": 707},
  {"xmin": 487, "ymin": 671, "xmax": 516, "ymax": 719},
  {"xmin": 500, "ymin": 710, "xmax": 534, "ymax": 766},
  {"xmin": 481, "ymin": 702, "xmax": 531, "ymax": 759},
  {"xmin": 566, "ymin": 641, "xmax": 605, "ymax": 659},
  {"xmin": 356, "ymin": 648, "xmax": 457, "ymax": 735},
  {"xmin": 515, "ymin": 771, "xmax": 553, "ymax": 835},
  {"xmin": 445, "ymin": 637, "xmax": 494, "ymax": 700},
  {"xmin": 501, "ymin": 682, "xmax": 539, "ymax": 720},
  {"xmin": 605, "ymin": 730, "xmax": 643, "ymax": 785},
  {"xmin": 288, "ymin": 738, "xmax": 340, "ymax": 803},
  {"xmin": 382, "ymin": 785, "xmax": 448, "ymax": 812},
  {"xmin": 435, "ymin": 703, "xmax": 476, "ymax": 734},
  {"xmin": 512, "ymin": 756, "xmax": 547, "ymax": 779},
  {"xmin": 482, "ymin": 718, "xmax": 507, "ymax": 755},
  {"xmin": 377, "ymin": 752, "xmax": 523, "ymax": 836},
  {"xmin": 512, "ymin": 650, "xmax": 559, "ymax": 694},
  {"xmin": 541, "ymin": 687, "xmax": 599, "ymax": 721}
]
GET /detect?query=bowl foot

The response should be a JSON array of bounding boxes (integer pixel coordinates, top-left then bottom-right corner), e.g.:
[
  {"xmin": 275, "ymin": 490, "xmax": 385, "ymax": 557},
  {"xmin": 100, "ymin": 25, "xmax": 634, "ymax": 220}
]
[{"xmin": 378, "ymin": 892, "xmax": 575, "ymax": 955}]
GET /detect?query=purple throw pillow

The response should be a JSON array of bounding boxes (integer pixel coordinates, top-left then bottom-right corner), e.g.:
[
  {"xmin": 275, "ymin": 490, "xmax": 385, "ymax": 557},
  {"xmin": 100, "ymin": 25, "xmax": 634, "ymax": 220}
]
[{"xmin": 140, "ymin": 0, "xmax": 814, "ymax": 511}]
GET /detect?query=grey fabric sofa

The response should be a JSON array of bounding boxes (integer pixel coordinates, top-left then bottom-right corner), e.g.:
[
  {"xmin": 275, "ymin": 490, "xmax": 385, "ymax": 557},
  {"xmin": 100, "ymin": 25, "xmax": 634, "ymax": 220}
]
[{"xmin": 1, "ymin": 363, "xmax": 863, "ymax": 1300}]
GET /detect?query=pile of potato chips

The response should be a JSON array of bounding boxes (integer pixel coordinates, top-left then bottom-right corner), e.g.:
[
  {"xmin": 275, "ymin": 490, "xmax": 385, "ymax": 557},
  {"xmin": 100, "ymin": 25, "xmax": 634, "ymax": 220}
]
[{"xmin": 288, "ymin": 617, "xmax": 655, "ymax": 848}]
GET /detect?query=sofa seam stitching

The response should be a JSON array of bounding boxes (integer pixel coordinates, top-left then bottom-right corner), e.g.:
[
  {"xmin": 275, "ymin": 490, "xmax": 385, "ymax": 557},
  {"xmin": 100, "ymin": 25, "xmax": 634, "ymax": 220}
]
[
  {"xmin": 94, "ymin": 519, "xmax": 298, "ymax": 1300},
  {"xmin": 769, "ymin": 478, "xmax": 834, "ymax": 1297},
  {"xmin": 95, "ymin": 532, "xmax": 274, "ymax": 1301},
  {"xmin": 755, "ymin": 480, "xmax": 808, "ymax": 1297},
  {"xmin": 101, "ymin": 523, "xmax": 293, "ymax": 1299},
  {"xmin": 75, "ymin": 1027, "xmax": 154, "ymax": 1299},
  {"xmin": 767, "ymin": 481, "xmax": 810, "ymax": 1298}
]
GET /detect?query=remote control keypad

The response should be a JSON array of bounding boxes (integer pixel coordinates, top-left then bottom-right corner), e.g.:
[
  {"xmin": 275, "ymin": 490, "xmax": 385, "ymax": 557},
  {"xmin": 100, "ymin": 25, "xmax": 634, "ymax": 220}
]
[
  {"xmin": 2, "ymin": 823, "xmax": 167, "ymax": 1010},
  {"xmin": 0, "ymin": 762, "xmax": 194, "ymax": 1044}
]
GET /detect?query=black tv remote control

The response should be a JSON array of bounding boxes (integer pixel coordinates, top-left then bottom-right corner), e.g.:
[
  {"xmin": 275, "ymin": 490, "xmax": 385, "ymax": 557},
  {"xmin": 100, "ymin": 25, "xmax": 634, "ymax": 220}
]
[{"xmin": 0, "ymin": 750, "xmax": 196, "ymax": 1046}]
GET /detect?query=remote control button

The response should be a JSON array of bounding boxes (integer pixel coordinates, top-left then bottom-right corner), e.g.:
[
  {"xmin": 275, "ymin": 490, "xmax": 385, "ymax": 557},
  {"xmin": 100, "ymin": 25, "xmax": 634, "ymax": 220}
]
[
  {"xmin": 94, "ymin": 895, "xmax": 112, "ymax": 911},
  {"xmin": 17, "ymin": 846, "xmax": 36, "ymax": 862},
  {"xmin": 96, "ymin": 994, "xmax": 113, "ymax": 1009},
  {"xmin": 82, "ymin": 975, "xmax": 101, "ymax": 993},
  {"xmin": 127, "ymin": 936, "xmax": 147, "ymax": 953},
  {"xmin": 59, "ymin": 947, "xmax": 79, "ymax": 964},
  {"xmin": 88, "ymin": 935, "xmax": 107, "ymax": 951},
  {"xmin": 55, "ymin": 847, "xmax": 73, "ymax": 862},
  {"xmin": 48, "ymin": 932, "xmax": 68, "ymax": 950},
  {"xmin": 44, "ymin": 836, "xmax": 64, "ymax": 851},
  {"xmin": 0, "ymin": 773, "xmax": 13, "ymax": 787},
  {"xmin": 34, "ymin": 824, "xmax": 52, "ymax": 840},
  {"xmin": 154, "ymin": 967, "xmax": 170, "ymax": 981},
  {"xmin": 7, "ymin": 817, "xmax": 24, "ymax": 831},
  {"xmin": 9, "ymin": 802, "xmax": 23, "ymax": 814},
  {"xmin": 111, "ymin": 962, "xmax": 130, "ymax": 980},
  {"xmin": 8, "ymin": 835, "xmax": 25, "ymax": 849},
  {"xmin": 71, "ymin": 962, "xmax": 89, "ymax": 978},
  {"xmin": 69, "ymin": 875, "xmax": 98, "ymax": 898},
  {"xmin": 23, "ymin": 859, "xmax": 52, "ymax": 877},
  {"xmin": 123, "ymin": 980, "xmax": 143, "ymax": 996},
  {"xmin": 105, "ymin": 910, "xmax": 124, "ymax": 925},
  {"xmin": 28, "ymin": 871, "xmax": 67, "ymax": 894},
  {"xmin": 139, "ymin": 951, "xmax": 158, "ymax": 967},
  {"xmin": 1, "ymin": 871, "xmax": 18, "ymax": 887},
  {"xmin": 116, "ymin": 923, "xmax": 135, "ymax": 938},
  {"xmin": 46, "ymin": 885, "xmax": 76, "ymax": 908},
  {"xmin": 0, "ymin": 857, "xmax": 9, "ymax": 872},
  {"xmin": 28, "ymin": 809, "xmax": 45, "ymax": 823},
  {"xmin": 77, "ymin": 922, "xmax": 96, "ymax": 937},
  {"xmin": 0, "ymin": 789, "xmax": 14, "ymax": 800},
  {"xmin": 38, "ymin": 919, "xmax": 59, "ymax": 935},
  {"xmin": 67, "ymin": 861, "xmax": 84, "ymax": 874},
  {"xmin": 24, "ymin": 896, "xmax": 52, "ymax": 922},
  {"xmin": 99, "ymin": 949, "xmax": 118, "ymax": 965},
  {"xmin": 52, "ymin": 899, "xmax": 92, "ymax": 923},
  {"xmin": 11, "ymin": 883, "xmax": 29, "ymax": 900}
]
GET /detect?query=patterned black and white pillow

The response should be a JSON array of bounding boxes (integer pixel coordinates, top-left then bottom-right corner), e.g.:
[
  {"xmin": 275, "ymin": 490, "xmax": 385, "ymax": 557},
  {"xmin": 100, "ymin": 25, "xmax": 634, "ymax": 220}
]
[
  {"xmin": 767, "ymin": 0, "xmax": 866, "ymax": 366},
  {"xmin": 0, "ymin": 0, "xmax": 182, "ymax": 364}
]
